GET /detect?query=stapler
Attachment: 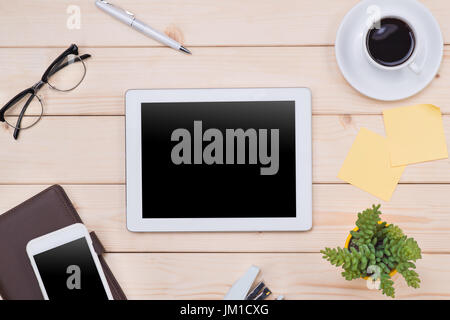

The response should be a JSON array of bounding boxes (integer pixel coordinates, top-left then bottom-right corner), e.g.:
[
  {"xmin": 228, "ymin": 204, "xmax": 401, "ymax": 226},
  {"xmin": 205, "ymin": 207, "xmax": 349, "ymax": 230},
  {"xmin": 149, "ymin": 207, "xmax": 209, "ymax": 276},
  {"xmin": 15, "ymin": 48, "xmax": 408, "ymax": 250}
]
[{"xmin": 224, "ymin": 265, "xmax": 274, "ymax": 300}]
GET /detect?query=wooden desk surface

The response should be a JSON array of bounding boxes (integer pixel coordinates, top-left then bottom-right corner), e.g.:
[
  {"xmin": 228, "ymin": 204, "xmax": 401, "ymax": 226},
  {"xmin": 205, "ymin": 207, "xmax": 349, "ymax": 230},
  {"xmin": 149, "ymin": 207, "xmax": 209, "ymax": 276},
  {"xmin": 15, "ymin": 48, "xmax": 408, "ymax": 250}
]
[{"xmin": 1, "ymin": 0, "xmax": 450, "ymax": 299}]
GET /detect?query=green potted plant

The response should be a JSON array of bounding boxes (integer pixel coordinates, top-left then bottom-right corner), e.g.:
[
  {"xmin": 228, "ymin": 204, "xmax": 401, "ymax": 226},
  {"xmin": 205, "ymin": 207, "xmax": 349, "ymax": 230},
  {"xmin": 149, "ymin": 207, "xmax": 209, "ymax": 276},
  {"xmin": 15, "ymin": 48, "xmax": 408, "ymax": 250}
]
[{"xmin": 320, "ymin": 205, "xmax": 422, "ymax": 298}]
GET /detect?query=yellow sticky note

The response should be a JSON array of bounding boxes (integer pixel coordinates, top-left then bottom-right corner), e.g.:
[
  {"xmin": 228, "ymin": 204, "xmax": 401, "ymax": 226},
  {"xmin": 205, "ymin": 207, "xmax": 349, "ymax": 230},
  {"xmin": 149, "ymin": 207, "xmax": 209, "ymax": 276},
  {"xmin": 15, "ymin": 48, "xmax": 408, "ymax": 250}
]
[
  {"xmin": 338, "ymin": 128, "xmax": 405, "ymax": 201},
  {"xmin": 383, "ymin": 104, "xmax": 448, "ymax": 166}
]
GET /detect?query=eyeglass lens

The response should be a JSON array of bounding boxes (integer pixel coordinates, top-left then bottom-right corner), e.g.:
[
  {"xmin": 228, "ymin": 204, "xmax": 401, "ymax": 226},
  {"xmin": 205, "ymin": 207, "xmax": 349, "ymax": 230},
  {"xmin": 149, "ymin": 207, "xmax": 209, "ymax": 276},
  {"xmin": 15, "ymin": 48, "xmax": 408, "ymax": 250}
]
[
  {"xmin": 47, "ymin": 54, "xmax": 87, "ymax": 92},
  {"xmin": 3, "ymin": 93, "xmax": 43, "ymax": 130}
]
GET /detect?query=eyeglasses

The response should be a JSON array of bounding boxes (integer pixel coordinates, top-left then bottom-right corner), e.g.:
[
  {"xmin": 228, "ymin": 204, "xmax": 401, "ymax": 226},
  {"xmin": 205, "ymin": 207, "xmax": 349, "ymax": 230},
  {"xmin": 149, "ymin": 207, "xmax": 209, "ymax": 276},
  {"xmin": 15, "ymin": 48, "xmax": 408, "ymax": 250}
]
[{"xmin": 0, "ymin": 44, "xmax": 91, "ymax": 140}]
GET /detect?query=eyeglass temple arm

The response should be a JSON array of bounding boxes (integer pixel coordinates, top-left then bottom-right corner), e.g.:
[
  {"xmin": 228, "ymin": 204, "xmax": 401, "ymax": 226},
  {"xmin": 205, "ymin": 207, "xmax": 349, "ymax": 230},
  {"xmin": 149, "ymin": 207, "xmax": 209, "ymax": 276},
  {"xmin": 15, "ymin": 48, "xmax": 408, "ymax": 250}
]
[
  {"xmin": 40, "ymin": 43, "xmax": 88, "ymax": 81},
  {"xmin": 13, "ymin": 94, "xmax": 36, "ymax": 140},
  {"xmin": 41, "ymin": 44, "xmax": 78, "ymax": 81},
  {"xmin": 0, "ymin": 88, "xmax": 33, "ymax": 121},
  {"xmin": 47, "ymin": 54, "xmax": 92, "ymax": 78}
]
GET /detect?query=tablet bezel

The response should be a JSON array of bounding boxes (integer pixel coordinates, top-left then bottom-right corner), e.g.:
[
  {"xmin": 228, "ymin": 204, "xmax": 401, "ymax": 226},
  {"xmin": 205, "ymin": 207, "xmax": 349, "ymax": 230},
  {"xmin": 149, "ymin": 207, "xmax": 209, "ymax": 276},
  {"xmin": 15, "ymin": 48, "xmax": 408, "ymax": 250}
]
[{"xmin": 125, "ymin": 88, "xmax": 312, "ymax": 232}]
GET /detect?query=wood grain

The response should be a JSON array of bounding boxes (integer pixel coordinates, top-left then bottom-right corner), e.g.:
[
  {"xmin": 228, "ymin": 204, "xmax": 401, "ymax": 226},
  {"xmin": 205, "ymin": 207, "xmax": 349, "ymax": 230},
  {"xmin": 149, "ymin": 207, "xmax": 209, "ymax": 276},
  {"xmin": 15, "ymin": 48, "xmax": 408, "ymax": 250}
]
[
  {"xmin": 0, "ymin": 117, "xmax": 124, "ymax": 184},
  {"xmin": 1, "ymin": 115, "xmax": 448, "ymax": 184},
  {"xmin": 104, "ymin": 252, "xmax": 450, "ymax": 299},
  {"xmin": 0, "ymin": 0, "xmax": 449, "ymax": 47},
  {"xmin": 0, "ymin": 47, "xmax": 449, "ymax": 116},
  {"xmin": 1, "ymin": 184, "xmax": 449, "ymax": 253}
]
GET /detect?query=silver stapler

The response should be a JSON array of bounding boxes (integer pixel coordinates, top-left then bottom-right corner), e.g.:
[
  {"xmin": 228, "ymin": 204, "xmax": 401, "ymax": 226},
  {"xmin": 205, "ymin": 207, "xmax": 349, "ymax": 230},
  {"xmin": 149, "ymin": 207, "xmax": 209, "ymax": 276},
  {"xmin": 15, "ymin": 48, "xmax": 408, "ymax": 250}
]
[{"xmin": 224, "ymin": 266, "xmax": 276, "ymax": 300}]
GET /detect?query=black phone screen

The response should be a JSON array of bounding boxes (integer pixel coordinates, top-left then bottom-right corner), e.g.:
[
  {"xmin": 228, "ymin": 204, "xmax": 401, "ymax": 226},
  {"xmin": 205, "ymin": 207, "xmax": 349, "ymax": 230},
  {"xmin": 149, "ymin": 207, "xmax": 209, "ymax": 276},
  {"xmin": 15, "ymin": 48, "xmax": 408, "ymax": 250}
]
[{"xmin": 33, "ymin": 237, "xmax": 109, "ymax": 300}]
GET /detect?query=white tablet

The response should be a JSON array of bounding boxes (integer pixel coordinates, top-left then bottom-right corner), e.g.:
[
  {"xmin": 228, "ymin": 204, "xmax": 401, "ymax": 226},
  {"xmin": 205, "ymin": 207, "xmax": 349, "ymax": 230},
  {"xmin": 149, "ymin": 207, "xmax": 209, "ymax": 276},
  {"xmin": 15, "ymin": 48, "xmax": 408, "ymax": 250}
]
[{"xmin": 125, "ymin": 88, "xmax": 312, "ymax": 232}]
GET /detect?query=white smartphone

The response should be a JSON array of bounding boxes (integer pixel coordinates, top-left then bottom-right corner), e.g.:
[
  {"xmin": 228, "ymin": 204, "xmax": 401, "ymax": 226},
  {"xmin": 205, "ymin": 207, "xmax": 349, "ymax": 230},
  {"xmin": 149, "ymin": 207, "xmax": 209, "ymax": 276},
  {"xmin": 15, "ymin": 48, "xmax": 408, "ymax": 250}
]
[{"xmin": 26, "ymin": 223, "xmax": 113, "ymax": 300}]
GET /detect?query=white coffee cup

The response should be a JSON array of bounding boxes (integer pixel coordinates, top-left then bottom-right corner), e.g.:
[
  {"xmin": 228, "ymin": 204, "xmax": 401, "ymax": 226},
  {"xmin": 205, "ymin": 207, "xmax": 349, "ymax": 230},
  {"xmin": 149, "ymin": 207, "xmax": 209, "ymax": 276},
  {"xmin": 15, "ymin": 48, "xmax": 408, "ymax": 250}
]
[{"xmin": 362, "ymin": 15, "xmax": 424, "ymax": 74}]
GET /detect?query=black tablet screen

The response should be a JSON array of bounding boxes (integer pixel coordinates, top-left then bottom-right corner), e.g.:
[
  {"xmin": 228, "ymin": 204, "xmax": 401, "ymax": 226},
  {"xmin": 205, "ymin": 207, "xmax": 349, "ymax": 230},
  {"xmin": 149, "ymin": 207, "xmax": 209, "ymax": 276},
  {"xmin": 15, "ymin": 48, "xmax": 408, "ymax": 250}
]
[
  {"xmin": 34, "ymin": 237, "xmax": 109, "ymax": 300},
  {"xmin": 141, "ymin": 101, "xmax": 296, "ymax": 218}
]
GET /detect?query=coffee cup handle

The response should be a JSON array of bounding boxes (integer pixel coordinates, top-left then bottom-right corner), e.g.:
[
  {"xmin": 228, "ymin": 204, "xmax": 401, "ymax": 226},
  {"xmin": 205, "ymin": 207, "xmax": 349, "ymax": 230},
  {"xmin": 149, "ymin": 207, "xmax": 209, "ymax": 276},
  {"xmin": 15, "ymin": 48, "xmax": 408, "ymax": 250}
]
[
  {"xmin": 409, "ymin": 61, "xmax": 422, "ymax": 74},
  {"xmin": 408, "ymin": 43, "xmax": 427, "ymax": 74}
]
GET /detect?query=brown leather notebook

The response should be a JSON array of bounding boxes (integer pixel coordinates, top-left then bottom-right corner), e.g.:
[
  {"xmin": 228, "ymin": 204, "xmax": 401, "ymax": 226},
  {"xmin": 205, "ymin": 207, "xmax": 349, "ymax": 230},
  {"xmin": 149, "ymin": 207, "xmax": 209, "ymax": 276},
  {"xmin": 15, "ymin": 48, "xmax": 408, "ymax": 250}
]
[{"xmin": 0, "ymin": 185, "xmax": 127, "ymax": 300}]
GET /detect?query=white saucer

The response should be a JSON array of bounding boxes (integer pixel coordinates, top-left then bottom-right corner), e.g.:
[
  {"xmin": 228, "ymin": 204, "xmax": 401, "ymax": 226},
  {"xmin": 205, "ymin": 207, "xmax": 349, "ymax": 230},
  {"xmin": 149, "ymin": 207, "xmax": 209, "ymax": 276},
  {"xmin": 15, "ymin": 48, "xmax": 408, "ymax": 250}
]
[{"xmin": 335, "ymin": 0, "xmax": 443, "ymax": 101}]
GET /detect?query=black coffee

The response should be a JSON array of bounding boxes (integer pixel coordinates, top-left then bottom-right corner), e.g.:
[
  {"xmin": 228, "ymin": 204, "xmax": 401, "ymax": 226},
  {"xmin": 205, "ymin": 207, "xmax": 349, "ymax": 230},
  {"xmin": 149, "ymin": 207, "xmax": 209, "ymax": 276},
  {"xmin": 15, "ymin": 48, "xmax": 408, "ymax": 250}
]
[{"xmin": 366, "ymin": 18, "xmax": 415, "ymax": 67}]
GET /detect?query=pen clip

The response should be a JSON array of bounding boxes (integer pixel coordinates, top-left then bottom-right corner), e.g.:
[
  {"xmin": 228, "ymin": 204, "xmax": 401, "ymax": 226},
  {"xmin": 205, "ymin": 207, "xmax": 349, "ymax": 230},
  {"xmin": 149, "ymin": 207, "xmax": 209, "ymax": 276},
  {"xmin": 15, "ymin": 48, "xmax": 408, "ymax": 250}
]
[{"xmin": 100, "ymin": 0, "xmax": 135, "ymax": 18}]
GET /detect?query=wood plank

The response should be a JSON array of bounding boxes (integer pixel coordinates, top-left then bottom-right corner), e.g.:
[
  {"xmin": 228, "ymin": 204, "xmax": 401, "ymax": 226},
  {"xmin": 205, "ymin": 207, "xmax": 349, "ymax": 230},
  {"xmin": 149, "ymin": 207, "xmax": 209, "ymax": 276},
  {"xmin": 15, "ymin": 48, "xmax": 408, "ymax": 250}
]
[
  {"xmin": 0, "ymin": 0, "xmax": 371, "ymax": 47},
  {"xmin": 1, "ymin": 115, "xmax": 448, "ymax": 184},
  {"xmin": 1, "ymin": 47, "xmax": 449, "ymax": 116},
  {"xmin": 0, "ymin": 117, "xmax": 125, "ymax": 184},
  {"xmin": 1, "ymin": 0, "xmax": 449, "ymax": 47},
  {"xmin": 1, "ymin": 184, "xmax": 449, "ymax": 253},
  {"xmin": 104, "ymin": 252, "xmax": 450, "ymax": 299}
]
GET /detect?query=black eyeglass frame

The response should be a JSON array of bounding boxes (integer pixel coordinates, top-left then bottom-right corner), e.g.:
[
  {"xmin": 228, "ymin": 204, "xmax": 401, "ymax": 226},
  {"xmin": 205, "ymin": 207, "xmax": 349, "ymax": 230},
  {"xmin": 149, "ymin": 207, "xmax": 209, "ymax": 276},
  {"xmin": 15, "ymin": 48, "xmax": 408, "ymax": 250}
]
[{"xmin": 0, "ymin": 44, "xmax": 91, "ymax": 139}]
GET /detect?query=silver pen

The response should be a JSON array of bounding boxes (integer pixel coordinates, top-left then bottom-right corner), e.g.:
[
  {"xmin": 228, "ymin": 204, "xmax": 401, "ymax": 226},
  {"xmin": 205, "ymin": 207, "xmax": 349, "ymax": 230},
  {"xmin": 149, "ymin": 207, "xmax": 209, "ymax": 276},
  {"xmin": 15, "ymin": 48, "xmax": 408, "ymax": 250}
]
[{"xmin": 95, "ymin": 0, "xmax": 191, "ymax": 54}]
